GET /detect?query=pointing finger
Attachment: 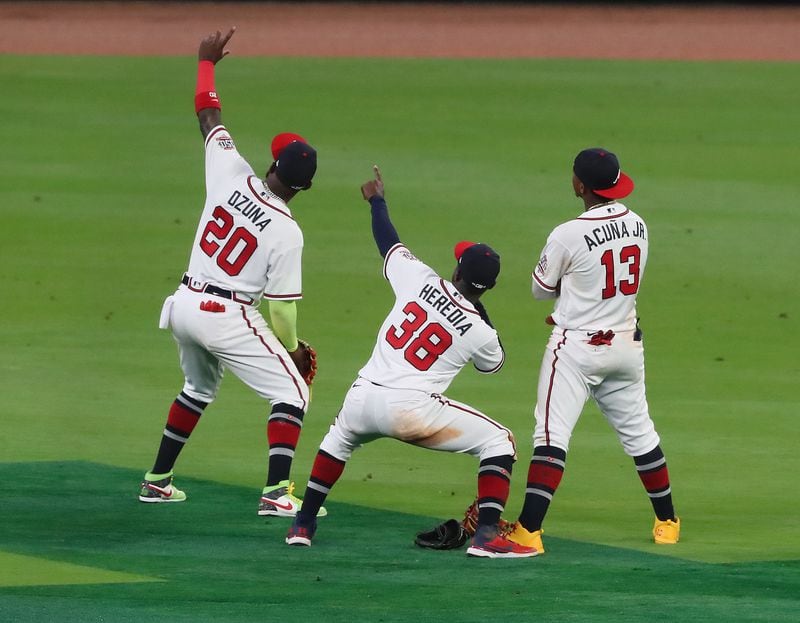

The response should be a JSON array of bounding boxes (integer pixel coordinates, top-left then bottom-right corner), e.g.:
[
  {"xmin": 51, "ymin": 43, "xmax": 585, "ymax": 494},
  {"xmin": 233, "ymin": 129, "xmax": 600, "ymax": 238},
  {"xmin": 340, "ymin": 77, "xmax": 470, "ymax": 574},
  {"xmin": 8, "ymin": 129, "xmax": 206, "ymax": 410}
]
[
  {"xmin": 222, "ymin": 26, "xmax": 236, "ymax": 45},
  {"xmin": 373, "ymin": 165, "xmax": 382, "ymax": 183}
]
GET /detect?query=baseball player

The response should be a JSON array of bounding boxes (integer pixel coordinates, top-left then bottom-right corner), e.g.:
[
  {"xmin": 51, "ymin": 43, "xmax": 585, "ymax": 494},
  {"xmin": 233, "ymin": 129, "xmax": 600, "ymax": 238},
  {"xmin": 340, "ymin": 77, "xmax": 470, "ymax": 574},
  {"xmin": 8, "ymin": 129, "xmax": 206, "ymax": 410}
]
[
  {"xmin": 485, "ymin": 148, "xmax": 679, "ymax": 558},
  {"xmin": 283, "ymin": 167, "xmax": 528, "ymax": 558},
  {"xmin": 138, "ymin": 27, "xmax": 326, "ymax": 518}
]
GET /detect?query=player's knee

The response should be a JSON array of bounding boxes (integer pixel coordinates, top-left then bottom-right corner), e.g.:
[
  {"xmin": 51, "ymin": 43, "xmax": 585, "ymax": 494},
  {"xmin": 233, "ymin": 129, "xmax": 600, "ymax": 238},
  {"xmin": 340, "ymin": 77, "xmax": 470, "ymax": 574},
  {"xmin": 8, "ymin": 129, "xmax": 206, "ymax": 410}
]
[
  {"xmin": 275, "ymin": 390, "xmax": 308, "ymax": 409},
  {"xmin": 533, "ymin": 432, "xmax": 570, "ymax": 454},
  {"xmin": 620, "ymin": 431, "xmax": 660, "ymax": 457},
  {"xmin": 319, "ymin": 427, "xmax": 355, "ymax": 463},
  {"xmin": 479, "ymin": 428, "xmax": 516, "ymax": 462},
  {"xmin": 182, "ymin": 385, "xmax": 217, "ymax": 405}
]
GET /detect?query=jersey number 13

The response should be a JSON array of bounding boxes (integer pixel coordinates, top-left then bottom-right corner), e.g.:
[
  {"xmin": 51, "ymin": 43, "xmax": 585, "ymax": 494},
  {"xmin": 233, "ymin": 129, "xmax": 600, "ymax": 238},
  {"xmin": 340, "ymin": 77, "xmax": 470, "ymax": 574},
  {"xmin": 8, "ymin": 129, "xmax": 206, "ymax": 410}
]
[{"xmin": 600, "ymin": 244, "xmax": 641, "ymax": 299}]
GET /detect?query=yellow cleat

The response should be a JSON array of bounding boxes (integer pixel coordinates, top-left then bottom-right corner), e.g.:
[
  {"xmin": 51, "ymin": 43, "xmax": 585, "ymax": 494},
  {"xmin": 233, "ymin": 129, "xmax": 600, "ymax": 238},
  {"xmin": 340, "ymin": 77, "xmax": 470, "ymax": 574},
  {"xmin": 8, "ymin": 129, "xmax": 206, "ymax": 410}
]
[
  {"xmin": 507, "ymin": 522, "xmax": 545, "ymax": 554},
  {"xmin": 653, "ymin": 517, "xmax": 681, "ymax": 544}
]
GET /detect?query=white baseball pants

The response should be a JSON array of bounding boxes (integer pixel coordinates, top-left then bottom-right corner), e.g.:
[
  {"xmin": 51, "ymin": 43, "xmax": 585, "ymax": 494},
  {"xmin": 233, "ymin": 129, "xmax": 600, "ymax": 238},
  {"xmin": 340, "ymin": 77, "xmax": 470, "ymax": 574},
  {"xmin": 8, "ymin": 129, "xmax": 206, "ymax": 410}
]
[
  {"xmin": 160, "ymin": 287, "xmax": 309, "ymax": 411},
  {"xmin": 533, "ymin": 327, "xmax": 660, "ymax": 457},
  {"xmin": 319, "ymin": 379, "xmax": 516, "ymax": 462}
]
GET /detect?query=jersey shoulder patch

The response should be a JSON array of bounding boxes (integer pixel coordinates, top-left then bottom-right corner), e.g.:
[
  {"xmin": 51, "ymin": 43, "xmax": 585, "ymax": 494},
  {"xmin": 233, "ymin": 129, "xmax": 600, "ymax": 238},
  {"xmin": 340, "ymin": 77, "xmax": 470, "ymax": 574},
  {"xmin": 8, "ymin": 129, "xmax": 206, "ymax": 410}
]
[
  {"xmin": 205, "ymin": 125, "xmax": 235, "ymax": 150},
  {"xmin": 393, "ymin": 244, "xmax": 419, "ymax": 263},
  {"xmin": 214, "ymin": 134, "xmax": 235, "ymax": 150},
  {"xmin": 383, "ymin": 243, "xmax": 421, "ymax": 278}
]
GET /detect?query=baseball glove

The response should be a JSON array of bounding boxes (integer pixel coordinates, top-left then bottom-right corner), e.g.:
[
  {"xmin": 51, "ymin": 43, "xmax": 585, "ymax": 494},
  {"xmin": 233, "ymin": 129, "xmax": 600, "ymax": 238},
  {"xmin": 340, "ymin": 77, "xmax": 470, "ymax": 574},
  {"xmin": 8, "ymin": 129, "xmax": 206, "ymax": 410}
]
[
  {"xmin": 461, "ymin": 497, "xmax": 513, "ymax": 536},
  {"xmin": 414, "ymin": 518, "xmax": 468, "ymax": 550},
  {"xmin": 414, "ymin": 498, "xmax": 513, "ymax": 550},
  {"xmin": 290, "ymin": 339, "xmax": 317, "ymax": 386}
]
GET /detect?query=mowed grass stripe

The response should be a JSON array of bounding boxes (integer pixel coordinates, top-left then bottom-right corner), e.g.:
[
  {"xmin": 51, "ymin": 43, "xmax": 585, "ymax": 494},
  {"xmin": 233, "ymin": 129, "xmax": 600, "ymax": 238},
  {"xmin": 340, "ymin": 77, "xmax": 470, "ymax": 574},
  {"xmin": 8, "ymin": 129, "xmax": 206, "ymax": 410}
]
[{"xmin": 0, "ymin": 551, "xmax": 159, "ymax": 587}]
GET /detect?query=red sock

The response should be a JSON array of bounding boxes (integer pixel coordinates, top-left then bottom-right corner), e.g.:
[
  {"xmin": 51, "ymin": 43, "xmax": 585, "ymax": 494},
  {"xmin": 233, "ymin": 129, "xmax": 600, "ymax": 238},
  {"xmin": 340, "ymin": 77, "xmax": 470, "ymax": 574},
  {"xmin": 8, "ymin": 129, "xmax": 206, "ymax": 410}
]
[
  {"xmin": 151, "ymin": 392, "xmax": 206, "ymax": 475},
  {"xmin": 634, "ymin": 445, "xmax": 675, "ymax": 521},
  {"xmin": 298, "ymin": 450, "xmax": 347, "ymax": 518},
  {"xmin": 518, "ymin": 446, "xmax": 566, "ymax": 532},
  {"xmin": 476, "ymin": 455, "xmax": 513, "ymax": 526},
  {"xmin": 265, "ymin": 404, "xmax": 305, "ymax": 486}
]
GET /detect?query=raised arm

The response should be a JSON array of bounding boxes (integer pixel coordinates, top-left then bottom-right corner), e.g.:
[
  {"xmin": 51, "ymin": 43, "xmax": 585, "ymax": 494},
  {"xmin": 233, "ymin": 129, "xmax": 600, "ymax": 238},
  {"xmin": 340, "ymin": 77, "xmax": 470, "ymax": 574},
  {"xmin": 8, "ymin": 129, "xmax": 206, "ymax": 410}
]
[
  {"xmin": 360, "ymin": 166, "xmax": 400, "ymax": 257},
  {"xmin": 195, "ymin": 27, "xmax": 236, "ymax": 139}
]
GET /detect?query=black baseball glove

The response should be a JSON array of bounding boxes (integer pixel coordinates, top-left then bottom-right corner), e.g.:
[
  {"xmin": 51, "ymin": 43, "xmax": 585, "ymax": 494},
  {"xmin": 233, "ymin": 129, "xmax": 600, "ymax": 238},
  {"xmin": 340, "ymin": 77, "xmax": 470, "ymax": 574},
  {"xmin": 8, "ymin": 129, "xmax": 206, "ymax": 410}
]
[
  {"xmin": 414, "ymin": 498, "xmax": 513, "ymax": 550},
  {"xmin": 414, "ymin": 518, "xmax": 468, "ymax": 550}
]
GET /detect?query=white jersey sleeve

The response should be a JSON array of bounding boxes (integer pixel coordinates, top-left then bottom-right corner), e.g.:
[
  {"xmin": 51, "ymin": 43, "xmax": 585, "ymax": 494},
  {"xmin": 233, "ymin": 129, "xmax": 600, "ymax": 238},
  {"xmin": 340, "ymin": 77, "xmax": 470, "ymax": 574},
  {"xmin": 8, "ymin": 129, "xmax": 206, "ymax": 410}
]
[
  {"xmin": 205, "ymin": 125, "xmax": 255, "ymax": 189},
  {"xmin": 382, "ymin": 243, "xmax": 433, "ymax": 299},
  {"xmin": 472, "ymin": 335, "xmax": 505, "ymax": 374},
  {"xmin": 263, "ymin": 229, "xmax": 303, "ymax": 300},
  {"xmin": 533, "ymin": 235, "xmax": 571, "ymax": 294}
]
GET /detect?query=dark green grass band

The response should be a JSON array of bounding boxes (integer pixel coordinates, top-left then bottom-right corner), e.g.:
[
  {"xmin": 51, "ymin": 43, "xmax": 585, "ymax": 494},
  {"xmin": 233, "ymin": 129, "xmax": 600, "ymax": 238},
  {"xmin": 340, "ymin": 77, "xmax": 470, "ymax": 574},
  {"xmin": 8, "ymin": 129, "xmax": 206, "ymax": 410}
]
[{"xmin": 1, "ymin": 462, "xmax": 798, "ymax": 623}]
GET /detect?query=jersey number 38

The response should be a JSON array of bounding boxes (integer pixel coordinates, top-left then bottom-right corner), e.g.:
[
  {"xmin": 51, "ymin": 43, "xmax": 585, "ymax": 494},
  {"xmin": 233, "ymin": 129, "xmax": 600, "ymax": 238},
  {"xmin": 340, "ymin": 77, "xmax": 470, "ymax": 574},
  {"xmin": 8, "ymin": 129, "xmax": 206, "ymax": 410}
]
[{"xmin": 386, "ymin": 301, "xmax": 453, "ymax": 371}]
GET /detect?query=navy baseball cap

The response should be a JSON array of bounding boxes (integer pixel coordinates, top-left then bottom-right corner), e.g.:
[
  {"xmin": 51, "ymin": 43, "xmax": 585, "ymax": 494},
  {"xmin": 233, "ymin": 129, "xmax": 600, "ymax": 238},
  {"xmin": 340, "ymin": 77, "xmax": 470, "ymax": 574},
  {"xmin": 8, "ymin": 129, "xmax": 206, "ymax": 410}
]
[
  {"xmin": 275, "ymin": 141, "xmax": 317, "ymax": 190},
  {"xmin": 573, "ymin": 148, "xmax": 634, "ymax": 199},
  {"xmin": 454, "ymin": 241, "xmax": 500, "ymax": 290}
]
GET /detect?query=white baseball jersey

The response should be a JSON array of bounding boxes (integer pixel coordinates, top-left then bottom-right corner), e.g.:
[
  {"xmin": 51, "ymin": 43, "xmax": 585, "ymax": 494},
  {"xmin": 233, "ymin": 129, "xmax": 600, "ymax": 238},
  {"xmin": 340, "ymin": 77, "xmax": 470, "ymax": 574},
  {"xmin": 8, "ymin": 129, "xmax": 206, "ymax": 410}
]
[
  {"xmin": 532, "ymin": 202, "xmax": 648, "ymax": 331},
  {"xmin": 158, "ymin": 124, "xmax": 310, "ymax": 412},
  {"xmin": 186, "ymin": 125, "xmax": 304, "ymax": 303},
  {"xmin": 530, "ymin": 201, "xmax": 659, "ymax": 457},
  {"xmin": 358, "ymin": 243, "xmax": 504, "ymax": 393},
  {"xmin": 318, "ymin": 242, "xmax": 513, "ymax": 464}
]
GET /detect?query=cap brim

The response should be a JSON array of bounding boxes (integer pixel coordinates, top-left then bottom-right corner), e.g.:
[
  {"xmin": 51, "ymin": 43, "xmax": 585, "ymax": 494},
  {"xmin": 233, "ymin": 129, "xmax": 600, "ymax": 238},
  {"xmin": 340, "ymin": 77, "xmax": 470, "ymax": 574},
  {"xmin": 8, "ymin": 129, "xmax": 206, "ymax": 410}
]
[
  {"xmin": 271, "ymin": 132, "xmax": 307, "ymax": 161},
  {"xmin": 593, "ymin": 172, "xmax": 634, "ymax": 199},
  {"xmin": 454, "ymin": 240, "xmax": 475, "ymax": 260}
]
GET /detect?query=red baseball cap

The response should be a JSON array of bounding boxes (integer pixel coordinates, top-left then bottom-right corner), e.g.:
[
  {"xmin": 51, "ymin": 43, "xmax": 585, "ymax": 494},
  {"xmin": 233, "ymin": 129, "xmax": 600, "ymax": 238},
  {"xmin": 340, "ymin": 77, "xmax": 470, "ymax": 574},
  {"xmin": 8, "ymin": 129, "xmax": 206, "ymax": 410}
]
[{"xmin": 271, "ymin": 132, "xmax": 307, "ymax": 161}]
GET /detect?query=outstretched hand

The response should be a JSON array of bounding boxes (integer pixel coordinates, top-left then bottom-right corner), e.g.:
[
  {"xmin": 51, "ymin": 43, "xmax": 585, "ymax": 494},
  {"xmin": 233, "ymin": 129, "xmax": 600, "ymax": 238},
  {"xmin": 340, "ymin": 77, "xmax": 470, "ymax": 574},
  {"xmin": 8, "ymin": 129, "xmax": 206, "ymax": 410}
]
[
  {"xmin": 361, "ymin": 165, "xmax": 385, "ymax": 200},
  {"xmin": 199, "ymin": 27, "xmax": 236, "ymax": 64}
]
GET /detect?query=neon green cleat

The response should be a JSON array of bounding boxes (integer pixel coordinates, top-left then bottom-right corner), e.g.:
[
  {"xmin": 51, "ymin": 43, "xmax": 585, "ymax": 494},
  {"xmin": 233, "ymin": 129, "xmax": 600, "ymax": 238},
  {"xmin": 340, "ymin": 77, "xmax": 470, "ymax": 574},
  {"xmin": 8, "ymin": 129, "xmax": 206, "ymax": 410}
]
[
  {"xmin": 258, "ymin": 480, "xmax": 327, "ymax": 518},
  {"xmin": 138, "ymin": 474, "xmax": 186, "ymax": 503}
]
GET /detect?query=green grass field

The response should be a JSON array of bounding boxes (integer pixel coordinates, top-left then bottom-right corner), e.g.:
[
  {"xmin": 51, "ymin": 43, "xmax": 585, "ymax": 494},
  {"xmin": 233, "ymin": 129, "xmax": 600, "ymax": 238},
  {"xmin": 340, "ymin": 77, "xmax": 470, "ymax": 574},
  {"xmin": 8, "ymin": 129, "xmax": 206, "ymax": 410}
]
[{"xmin": 2, "ymin": 55, "xmax": 799, "ymax": 621}]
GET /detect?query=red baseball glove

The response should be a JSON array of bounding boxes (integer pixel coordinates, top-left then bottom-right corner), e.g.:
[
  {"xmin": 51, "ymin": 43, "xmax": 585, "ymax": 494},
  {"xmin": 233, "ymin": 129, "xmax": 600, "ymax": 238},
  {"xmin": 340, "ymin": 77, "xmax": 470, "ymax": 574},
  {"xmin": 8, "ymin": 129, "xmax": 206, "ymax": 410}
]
[{"xmin": 461, "ymin": 498, "xmax": 513, "ymax": 537}]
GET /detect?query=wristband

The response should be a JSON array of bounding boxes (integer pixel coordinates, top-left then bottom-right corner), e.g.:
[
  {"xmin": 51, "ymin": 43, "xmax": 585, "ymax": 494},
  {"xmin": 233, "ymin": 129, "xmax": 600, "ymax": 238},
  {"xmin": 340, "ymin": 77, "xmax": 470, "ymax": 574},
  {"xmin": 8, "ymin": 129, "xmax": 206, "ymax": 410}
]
[{"xmin": 195, "ymin": 60, "xmax": 221, "ymax": 113}]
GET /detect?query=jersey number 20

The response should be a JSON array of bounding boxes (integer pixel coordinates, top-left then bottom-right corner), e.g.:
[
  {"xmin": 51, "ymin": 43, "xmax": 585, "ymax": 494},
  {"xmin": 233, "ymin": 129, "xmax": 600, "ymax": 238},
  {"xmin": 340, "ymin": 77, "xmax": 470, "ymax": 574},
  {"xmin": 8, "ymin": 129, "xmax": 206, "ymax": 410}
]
[
  {"xmin": 199, "ymin": 206, "xmax": 258, "ymax": 276},
  {"xmin": 386, "ymin": 301, "xmax": 453, "ymax": 371},
  {"xmin": 600, "ymin": 244, "xmax": 641, "ymax": 299}
]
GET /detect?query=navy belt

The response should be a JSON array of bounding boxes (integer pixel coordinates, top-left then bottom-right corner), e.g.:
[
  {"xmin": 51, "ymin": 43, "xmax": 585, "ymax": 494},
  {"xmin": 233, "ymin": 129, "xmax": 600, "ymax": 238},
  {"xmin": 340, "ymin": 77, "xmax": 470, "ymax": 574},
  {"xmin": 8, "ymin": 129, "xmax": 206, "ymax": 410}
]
[{"xmin": 181, "ymin": 274, "xmax": 254, "ymax": 305}]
